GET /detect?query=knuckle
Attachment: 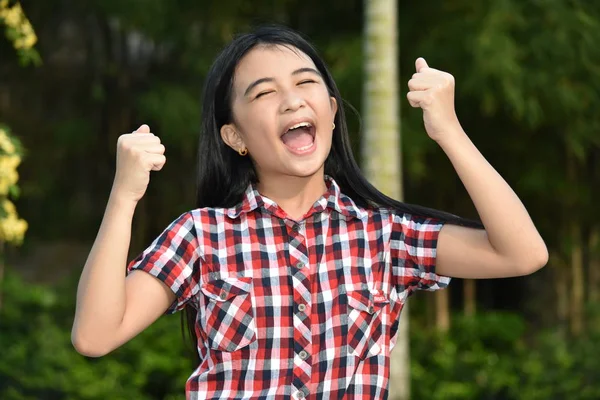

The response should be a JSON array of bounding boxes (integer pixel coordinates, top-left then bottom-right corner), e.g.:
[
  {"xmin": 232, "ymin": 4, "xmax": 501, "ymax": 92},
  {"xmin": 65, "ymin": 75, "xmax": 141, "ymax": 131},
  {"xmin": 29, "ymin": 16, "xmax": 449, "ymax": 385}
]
[
  {"xmin": 134, "ymin": 149, "xmax": 145, "ymax": 161},
  {"xmin": 120, "ymin": 140, "xmax": 132, "ymax": 151},
  {"xmin": 117, "ymin": 134, "xmax": 128, "ymax": 146}
]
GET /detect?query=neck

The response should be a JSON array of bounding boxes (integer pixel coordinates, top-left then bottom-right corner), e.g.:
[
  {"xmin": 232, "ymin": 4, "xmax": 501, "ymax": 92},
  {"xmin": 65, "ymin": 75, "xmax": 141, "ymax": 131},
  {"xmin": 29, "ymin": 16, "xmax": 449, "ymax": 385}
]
[{"xmin": 256, "ymin": 170, "xmax": 327, "ymax": 221}]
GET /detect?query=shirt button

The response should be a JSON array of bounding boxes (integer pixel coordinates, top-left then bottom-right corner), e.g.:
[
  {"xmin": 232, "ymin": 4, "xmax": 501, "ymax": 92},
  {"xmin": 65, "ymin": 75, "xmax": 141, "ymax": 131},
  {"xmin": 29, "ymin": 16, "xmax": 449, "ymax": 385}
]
[
  {"xmin": 298, "ymin": 304, "xmax": 306, "ymax": 312},
  {"xmin": 219, "ymin": 291, "xmax": 227, "ymax": 300},
  {"xmin": 296, "ymin": 262, "xmax": 305, "ymax": 269},
  {"xmin": 299, "ymin": 350, "xmax": 308, "ymax": 360},
  {"xmin": 292, "ymin": 224, "xmax": 300, "ymax": 232},
  {"xmin": 368, "ymin": 305, "xmax": 375, "ymax": 314},
  {"xmin": 297, "ymin": 391, "xmax": 306, "ymax": 399}
]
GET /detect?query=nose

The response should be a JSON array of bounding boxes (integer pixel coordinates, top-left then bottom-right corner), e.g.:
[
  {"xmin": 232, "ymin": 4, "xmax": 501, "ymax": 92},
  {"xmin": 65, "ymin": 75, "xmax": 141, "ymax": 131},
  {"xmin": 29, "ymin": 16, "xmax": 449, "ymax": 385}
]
[{"xmin": 280, "ymin": 89, "xmax": 306, "ymax": 113}]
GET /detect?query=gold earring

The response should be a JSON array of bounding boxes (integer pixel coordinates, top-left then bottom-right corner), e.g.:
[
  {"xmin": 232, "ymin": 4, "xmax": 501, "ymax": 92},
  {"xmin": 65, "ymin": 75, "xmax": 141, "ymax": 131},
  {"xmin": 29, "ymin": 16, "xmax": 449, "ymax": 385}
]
[
  {"xmin": 332, "ymin": 122, "xmax": 336, "ymax": 130},
  {"xmin": 238, "ymin": 147, "xmax": 248, "ymax": 156}
]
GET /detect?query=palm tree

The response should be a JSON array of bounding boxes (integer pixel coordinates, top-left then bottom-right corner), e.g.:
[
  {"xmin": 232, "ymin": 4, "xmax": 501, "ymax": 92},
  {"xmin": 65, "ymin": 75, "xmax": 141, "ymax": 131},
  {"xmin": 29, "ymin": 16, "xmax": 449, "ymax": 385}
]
[{"xmin": 362, "ymin": 0, "xmax": 407, "ymax": 398}]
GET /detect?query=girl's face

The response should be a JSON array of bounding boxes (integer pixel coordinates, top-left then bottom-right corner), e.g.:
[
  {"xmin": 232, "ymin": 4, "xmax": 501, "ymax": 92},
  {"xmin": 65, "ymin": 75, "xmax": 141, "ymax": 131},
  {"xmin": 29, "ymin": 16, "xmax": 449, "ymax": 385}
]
[{"xmin": 221, "ymin": 45, "xmax": 337, "ymax": 181}]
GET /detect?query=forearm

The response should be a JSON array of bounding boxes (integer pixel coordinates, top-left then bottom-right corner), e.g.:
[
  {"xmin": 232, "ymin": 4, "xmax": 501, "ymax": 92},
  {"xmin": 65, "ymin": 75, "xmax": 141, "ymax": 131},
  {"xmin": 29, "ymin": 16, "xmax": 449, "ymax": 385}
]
[
  {"xmin": 438, "ymin": 128, "xmax": 548, "ymax": 266},
  {"xmin": 72, "ymin": 189, "xmax": 137, "ymax": 351}
]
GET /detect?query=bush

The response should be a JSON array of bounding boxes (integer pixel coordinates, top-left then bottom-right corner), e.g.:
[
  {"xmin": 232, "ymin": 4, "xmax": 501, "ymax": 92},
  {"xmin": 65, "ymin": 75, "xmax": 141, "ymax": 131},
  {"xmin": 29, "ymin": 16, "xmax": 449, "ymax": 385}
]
[
  {"xmin": 411, "ymin": 312, "xmax": 600, "ymax": 400},
  {"xmin": 3, "ymin": 269, "xmax": 600, "ymax": 399},
  {"xmin": 0, "ymin": 269, "xmax": 193, "ymax": 400}
]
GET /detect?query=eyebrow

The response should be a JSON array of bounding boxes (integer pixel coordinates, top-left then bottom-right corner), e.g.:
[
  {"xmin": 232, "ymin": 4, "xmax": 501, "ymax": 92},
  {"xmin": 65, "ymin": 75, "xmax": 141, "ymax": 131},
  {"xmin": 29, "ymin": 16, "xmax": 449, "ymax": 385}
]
[{"xmin": 243, "ymin": 67, "xmax": 322, "ymax": 97}]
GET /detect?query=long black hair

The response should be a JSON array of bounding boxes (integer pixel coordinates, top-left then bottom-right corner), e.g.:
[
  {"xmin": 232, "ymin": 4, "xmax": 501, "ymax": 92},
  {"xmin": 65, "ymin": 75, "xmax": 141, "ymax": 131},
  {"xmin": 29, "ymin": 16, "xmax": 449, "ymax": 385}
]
[{"xmin": 184, "ymin": 25, "xmax": 482, "ymax": 357}]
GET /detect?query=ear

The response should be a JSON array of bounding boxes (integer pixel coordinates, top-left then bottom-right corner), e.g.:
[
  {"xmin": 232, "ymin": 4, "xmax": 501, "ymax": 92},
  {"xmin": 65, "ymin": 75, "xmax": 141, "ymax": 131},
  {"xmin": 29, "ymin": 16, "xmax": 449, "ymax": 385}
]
[
  {"xmin": 220, "ymin": 124, "xmax": 246, "ymax": 152},
  {"xmin": 330, "ymin": 96, "xmax": 338, "ymax": 120}
]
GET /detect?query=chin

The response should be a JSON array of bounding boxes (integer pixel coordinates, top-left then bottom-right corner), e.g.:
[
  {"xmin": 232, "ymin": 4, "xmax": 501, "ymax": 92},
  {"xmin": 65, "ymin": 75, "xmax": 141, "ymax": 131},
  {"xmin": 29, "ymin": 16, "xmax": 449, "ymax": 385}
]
[{"xmin": 288, "ymin": 161, "xmax": 326, "ymax": 179}]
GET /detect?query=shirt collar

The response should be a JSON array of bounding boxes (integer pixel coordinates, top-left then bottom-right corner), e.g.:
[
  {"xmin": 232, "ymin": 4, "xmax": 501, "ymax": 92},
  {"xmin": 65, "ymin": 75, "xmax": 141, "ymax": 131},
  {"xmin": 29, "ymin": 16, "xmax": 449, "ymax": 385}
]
[{"xmin": 226, "ymin": 175, "xmax": 367, "ymax": 221}]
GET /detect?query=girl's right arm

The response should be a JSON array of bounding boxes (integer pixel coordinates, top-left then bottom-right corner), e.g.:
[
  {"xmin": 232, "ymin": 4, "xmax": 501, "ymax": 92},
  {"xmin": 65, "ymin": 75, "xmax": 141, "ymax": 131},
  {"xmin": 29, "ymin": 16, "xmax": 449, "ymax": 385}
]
[{"xmin": 71, "ymin": 124, "xmax": 173, "ymax": 357}]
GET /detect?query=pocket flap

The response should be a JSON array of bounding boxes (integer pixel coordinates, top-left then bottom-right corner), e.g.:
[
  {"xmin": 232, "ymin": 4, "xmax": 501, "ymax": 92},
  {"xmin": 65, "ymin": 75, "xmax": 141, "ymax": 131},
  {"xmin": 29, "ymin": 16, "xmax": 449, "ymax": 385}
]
[
  {"xmin": 201, "ymin": 276, "xmax": 253, "ymax": 302},
  {"xmin": 347, "ymin": 289, "xmax": 389, "ymax": 314}
]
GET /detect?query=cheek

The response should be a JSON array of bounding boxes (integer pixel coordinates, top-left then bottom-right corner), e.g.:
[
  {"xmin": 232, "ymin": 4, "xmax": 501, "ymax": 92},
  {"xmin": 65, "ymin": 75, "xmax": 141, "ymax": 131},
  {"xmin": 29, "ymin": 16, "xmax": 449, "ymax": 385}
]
[
  {"xmin": 235, "ymin": 108, "xmax": 271, "ymax": 143},
  {"xmin": 313, "ymin": 89, "xmax": 335, "ymax": 115},
  {"xmin": 241, "ymin": 117, "xmax": 280, "ymax": 155}
]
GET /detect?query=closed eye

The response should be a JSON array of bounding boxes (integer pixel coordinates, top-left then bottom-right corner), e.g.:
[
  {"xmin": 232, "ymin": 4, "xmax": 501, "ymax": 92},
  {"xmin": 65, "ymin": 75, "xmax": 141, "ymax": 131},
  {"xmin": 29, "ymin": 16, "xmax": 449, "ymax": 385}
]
[
  {"xmin": 255, "ymin": 90, "xmax": 274, "ymax": 99},
  {"xmin": 298, "ymin": 80, "xmax": 317, "ymax": 85}
]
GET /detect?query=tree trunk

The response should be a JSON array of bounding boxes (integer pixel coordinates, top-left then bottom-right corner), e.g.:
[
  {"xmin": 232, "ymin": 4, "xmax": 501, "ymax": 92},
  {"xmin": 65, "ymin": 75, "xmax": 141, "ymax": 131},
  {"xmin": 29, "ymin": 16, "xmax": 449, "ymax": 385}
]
[
  {"xmin": 390, "ymin": 307, "xmax": 410, "ymax": 400},
  {"xmin": 589, "ymin": 226, "xmax": 600, "ymax": 305},
  {"xmin": 363, "ymin": 0, "xmax": 405, "ymax": 398},
  {"xmin": 435, "ymin": 289, "xmax": 450, "ymax": 331},
  {"xmin": 551, "ymin": 252, "xmax": 569, "ymax": 335},
  {"xmin": 570, "ymin": 221, "xmax": 584, "ymax": 336},
  {"xmin": 565, "ymin": 150, "xmax": 584, "ymax": 336},
  {"xmin": 463, "ymin": 279, "xmax": 476, "ymax": 317}
]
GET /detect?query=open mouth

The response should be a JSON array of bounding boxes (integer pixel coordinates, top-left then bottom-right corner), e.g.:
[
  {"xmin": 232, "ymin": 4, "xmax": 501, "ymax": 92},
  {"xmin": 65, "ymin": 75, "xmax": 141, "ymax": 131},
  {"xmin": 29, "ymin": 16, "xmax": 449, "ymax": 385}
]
[{"xmin": 280, "ymin": 121, "xmax": 316, "ymax": 153}]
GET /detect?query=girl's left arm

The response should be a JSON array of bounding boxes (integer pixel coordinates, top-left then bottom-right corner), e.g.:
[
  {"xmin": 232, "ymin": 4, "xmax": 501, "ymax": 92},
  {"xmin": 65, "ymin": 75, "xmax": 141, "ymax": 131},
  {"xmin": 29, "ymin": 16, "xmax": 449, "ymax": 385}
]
[{"xmin": 407, "ymin": 58, "xmax": 548, "ymax": 279}]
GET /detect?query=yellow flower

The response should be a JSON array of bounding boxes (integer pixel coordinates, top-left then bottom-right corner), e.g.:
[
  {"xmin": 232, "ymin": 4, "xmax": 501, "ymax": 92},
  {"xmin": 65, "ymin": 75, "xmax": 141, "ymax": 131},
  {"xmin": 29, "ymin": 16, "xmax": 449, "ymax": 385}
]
[
  {"xmin": 0, "ymin": 199, "xmax": 28, "ymax": 245},
  {"xmin": 0, "ymin": 155, "xmax": 20, "ymax": 172},
  {"xmin": 0, "ymin": 154, "xmax": 20, "ymax": 195},
  {"xmin": 2, "ymin": 198, "xmax": 16, "ymax": 214},
  {"xmin": 1, "ymin": 3, "xmax": 23, "ymax": 28},
  {"xmin": 0, "ymin": 134, "xmax": 16, "ymax": 154},
  {"xmin": 0, "ymin": 212, "xmax": 28, "ymax": 244},
  {"xmin": 14, "ymin": 33, "xmax": 36, "ymax": 49},
  {"xmin": 0, "ymin": 128, "xmax": 14, "ymax": 151}
]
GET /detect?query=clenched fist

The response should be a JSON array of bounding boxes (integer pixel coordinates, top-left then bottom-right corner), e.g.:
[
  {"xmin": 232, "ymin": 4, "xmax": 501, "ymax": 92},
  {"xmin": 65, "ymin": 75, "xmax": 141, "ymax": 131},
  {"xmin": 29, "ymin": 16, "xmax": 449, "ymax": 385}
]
[
  {"xmin": 112, "ymin": 124, "xmax": 166, "ymax": 203},
  {"xmin": 407, "ymin": 58, "xmax": 462, "ymax": 143}
]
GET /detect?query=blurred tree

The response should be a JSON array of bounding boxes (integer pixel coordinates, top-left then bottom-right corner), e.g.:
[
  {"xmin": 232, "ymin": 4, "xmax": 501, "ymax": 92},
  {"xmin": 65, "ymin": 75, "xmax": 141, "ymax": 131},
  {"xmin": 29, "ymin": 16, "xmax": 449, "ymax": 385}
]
[
  {"xmin": 1, "ymin": 0, "xmax": 600, "ymax": 397},
  {"xmin": 399, "ymin": 0, "xmax": 600, "ymax": 334},
  {"xmin": 0, "ymin": 125, "xmax": 27, "ymax": 311},
  {"xmin": 362, "ymin": 0, "xmax": 409, "ymax": 398},
  {"xmin": 0, "ymin": 0, "xmax": 40, "ymax": 66},
  {"xmin": 0, "ymin": 0, "xmax": 35, "ymax": 311}
]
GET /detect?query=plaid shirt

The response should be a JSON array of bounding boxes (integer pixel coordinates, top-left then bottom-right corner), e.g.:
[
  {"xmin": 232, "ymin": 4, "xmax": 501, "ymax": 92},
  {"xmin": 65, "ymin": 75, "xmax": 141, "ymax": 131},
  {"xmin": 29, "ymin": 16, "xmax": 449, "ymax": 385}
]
[{"xmin": 127, "ymin": 176, "xmax": 450, "ymax": 399}]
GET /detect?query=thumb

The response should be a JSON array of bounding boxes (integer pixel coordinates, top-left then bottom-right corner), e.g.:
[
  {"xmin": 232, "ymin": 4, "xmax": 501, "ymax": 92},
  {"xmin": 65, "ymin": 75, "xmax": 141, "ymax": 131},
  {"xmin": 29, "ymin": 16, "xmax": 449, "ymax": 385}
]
[
  {"xmin": 415, "ymin": 57, "xmax": 429, "ymax": 73},
  {"xmin": 135, "ymin": 124, "xmax": 151, "ymax": 134}
]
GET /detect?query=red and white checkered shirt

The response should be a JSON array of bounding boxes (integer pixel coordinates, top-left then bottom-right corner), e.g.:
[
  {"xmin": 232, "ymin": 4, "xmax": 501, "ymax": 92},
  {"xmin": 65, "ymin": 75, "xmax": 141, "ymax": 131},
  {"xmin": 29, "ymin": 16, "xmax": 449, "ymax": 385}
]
[{"xmin": 127, "ymin": 176, "xmax": 450, "ymax": 399}]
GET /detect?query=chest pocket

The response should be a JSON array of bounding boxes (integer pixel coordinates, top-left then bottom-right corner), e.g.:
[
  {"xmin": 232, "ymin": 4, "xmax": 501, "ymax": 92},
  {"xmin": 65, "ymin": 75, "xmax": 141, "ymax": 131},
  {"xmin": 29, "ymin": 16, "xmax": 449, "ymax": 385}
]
[
  {"xmin": 200, "ymin": 277, "xmax": 257, "ymax": 352},
  {"xmin": 346, "ymin": 289, "xmax": 389, "ymax": 359}
]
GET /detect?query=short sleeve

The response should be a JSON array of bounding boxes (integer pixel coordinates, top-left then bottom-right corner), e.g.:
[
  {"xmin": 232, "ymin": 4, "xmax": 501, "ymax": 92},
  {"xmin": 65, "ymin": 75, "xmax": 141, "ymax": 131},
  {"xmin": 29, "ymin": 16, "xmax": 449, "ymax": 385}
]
[
  {"xmin": 391, "ymin": 212, "xmax": 450, "ymax": 293},
  {"xmin": 127, "ymin": 211, "xmax": 201, "ymax": 314}
]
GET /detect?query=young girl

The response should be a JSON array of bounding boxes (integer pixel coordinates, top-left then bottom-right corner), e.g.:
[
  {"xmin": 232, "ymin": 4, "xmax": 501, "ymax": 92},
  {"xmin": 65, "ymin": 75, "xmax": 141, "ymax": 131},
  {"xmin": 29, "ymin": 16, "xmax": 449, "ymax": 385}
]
[{"xmin": 72, "ymin": 26, "xmax": 548, "ymax": 399}]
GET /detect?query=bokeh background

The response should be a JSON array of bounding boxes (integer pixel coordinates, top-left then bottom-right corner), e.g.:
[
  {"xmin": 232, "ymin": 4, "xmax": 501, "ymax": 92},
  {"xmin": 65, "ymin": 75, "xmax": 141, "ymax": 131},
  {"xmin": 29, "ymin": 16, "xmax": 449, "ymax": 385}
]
[{"xmin": 1, "ymin": 0, "xmax": 600, "ymax": 399}]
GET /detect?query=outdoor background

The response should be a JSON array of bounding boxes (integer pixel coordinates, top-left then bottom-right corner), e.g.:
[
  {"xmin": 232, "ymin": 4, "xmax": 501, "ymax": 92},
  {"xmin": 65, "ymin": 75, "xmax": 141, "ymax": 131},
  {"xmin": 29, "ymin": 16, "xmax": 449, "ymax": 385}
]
[{"xmin": 1, "ymin": 0, "xmax": 599, "ymax": 399}]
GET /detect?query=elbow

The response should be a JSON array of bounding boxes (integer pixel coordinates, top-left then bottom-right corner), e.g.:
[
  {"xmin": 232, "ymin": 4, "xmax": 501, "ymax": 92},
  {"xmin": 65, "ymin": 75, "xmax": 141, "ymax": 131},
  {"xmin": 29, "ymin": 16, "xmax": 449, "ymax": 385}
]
[
  {"xmin": 517, "ymin": 244, "xmax": 549, "ymax": 276},
  {"xmin": 71, "ymin": 330, "xmax": 112, "ymax": 358}
]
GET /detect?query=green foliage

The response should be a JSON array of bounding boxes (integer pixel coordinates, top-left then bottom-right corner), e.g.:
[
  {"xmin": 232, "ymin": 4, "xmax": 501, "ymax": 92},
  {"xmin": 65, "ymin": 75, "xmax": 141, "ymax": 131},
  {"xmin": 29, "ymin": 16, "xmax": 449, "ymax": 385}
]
[
  {"xmin": 137, "ymin": 84, "xmax": 201, "ymax": 157},
  {"xmin": 4, "ymin": 271, "xmax": 600, "ymax": 399},
  {"xmin": 0, "ymin": 270, "xmax": 193, "ymax": 399},
  {"xmin": 2, "ymin": 0, "xmax": 600, "ymax": 397},
  {"xmin": 411, "ymin": 313, "xmax": 600, "ymax": 400}
]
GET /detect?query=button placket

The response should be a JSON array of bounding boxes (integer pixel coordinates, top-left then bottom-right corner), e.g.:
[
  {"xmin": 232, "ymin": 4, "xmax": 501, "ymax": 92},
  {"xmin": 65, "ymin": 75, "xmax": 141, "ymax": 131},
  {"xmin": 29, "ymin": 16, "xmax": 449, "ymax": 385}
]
[{"xmin": 286, "ymin": 219, "xmax": 312, "ymax": 396}]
